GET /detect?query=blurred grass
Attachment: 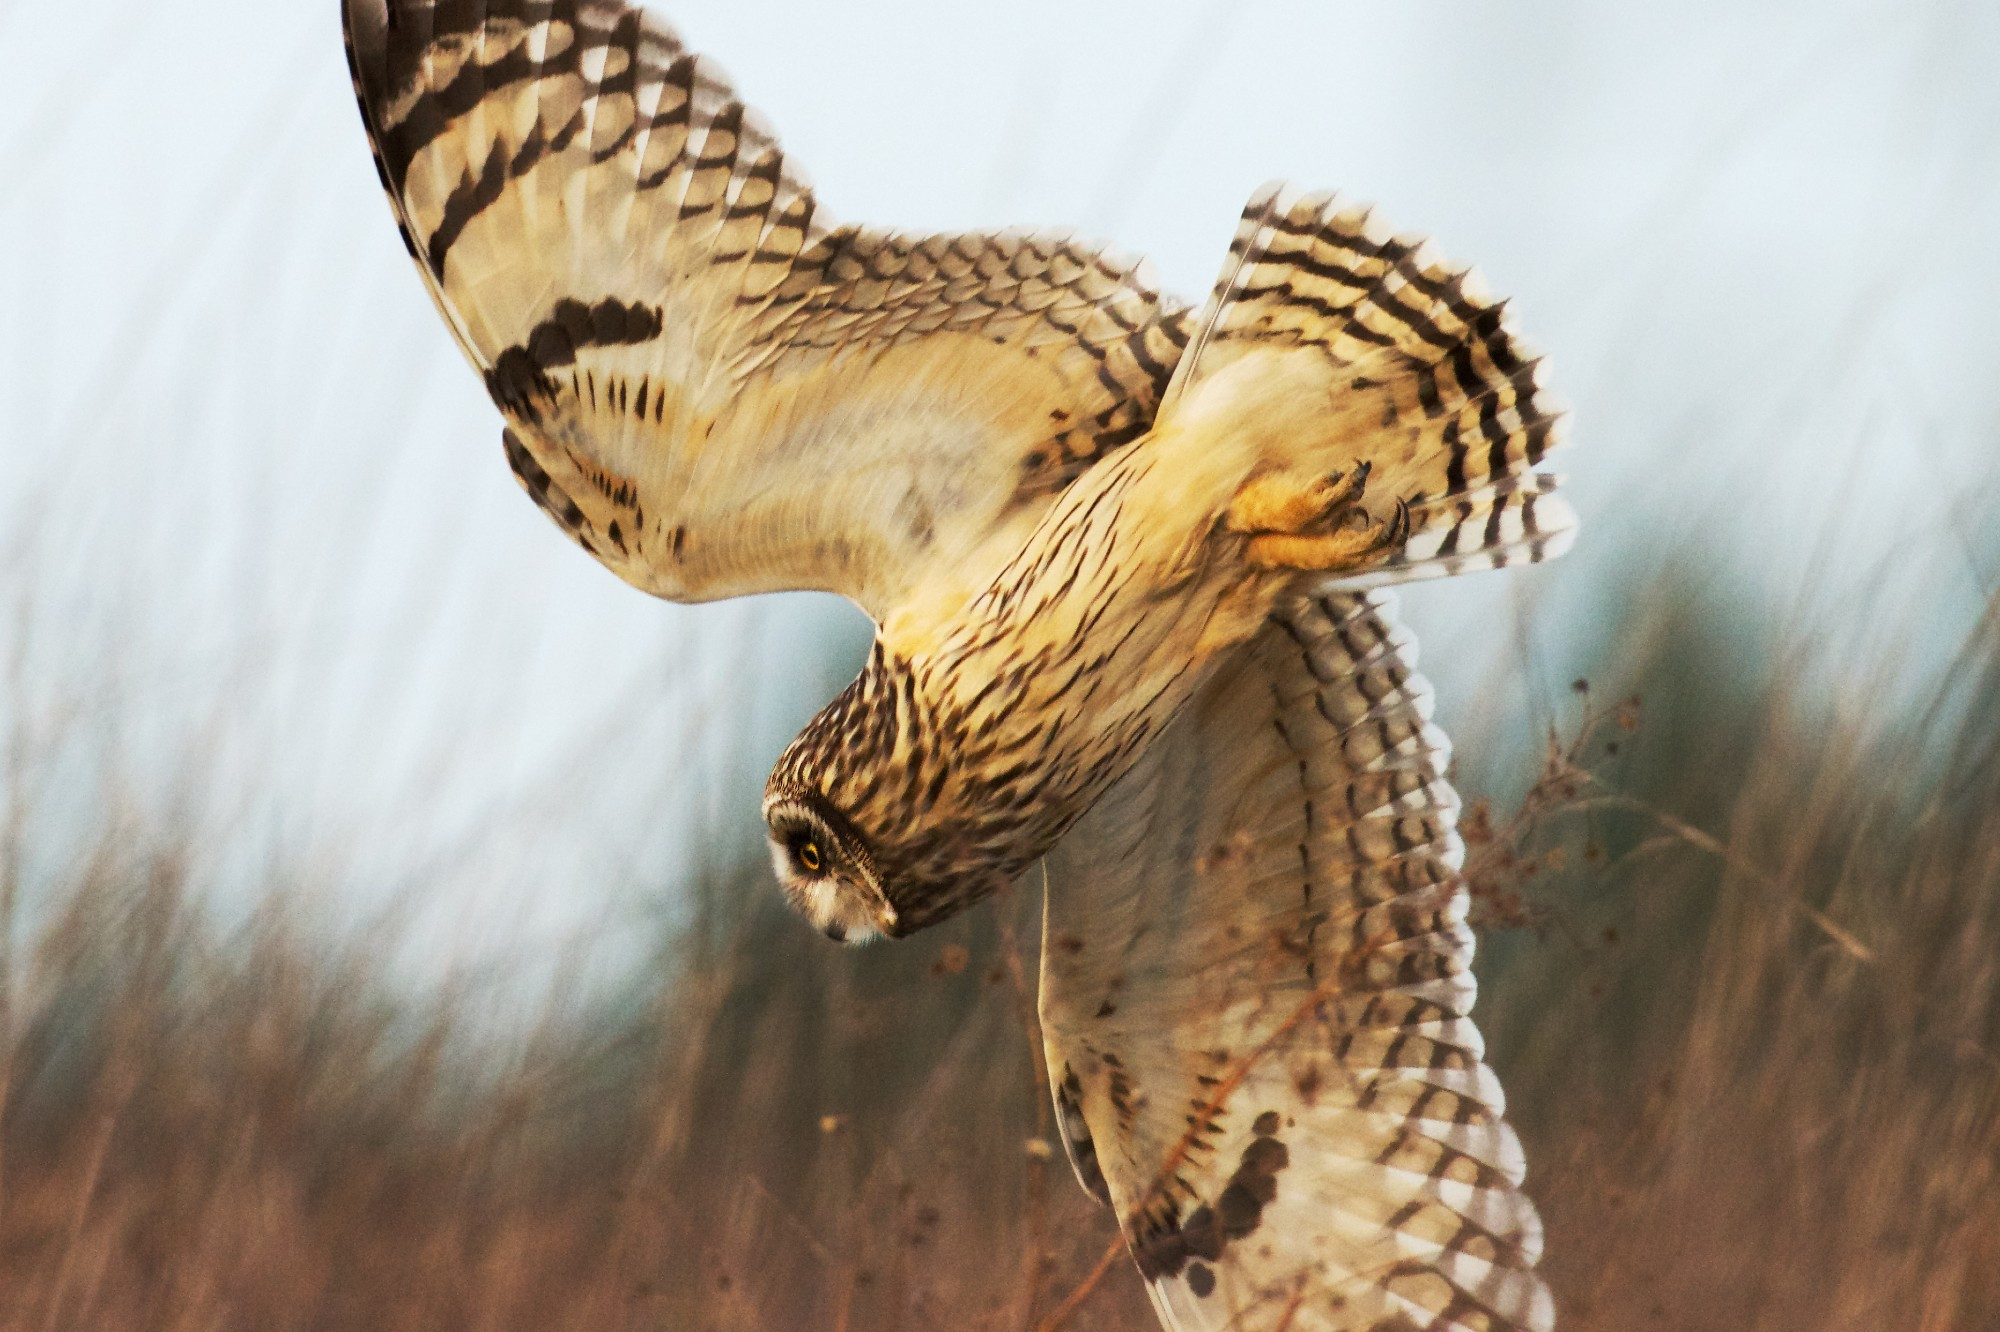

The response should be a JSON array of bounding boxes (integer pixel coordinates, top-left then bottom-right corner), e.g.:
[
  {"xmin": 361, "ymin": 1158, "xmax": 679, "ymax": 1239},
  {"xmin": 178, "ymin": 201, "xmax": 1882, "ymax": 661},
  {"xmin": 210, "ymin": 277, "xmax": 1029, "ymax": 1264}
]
[
  {"xmin": 1485, "ymin": 579, "xmax": 2000, "ymax": 1331},
  {"xmin": 2, "ymin": 2, "xmax": 1995, "ymax": 1325},
  {"xmin": 0, "ymin": 571, "xmax": 1997, "ymax": 1331},
  {"xmin": 0, "ymin": 778, "xmax": 1153, "ymax": 1329}
]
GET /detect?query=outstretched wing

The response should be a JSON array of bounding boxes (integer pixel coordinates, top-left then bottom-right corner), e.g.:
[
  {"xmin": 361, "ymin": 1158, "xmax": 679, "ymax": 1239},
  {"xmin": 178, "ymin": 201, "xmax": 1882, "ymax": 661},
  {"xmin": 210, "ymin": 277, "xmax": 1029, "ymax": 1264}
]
[
  {"xmin": 343, "ymin": 0, "xmax": 1189, "ymax": 619},
  {"xmin": 1041, "ymin": 591, "xmax": 1552, "ymax": 1332}
]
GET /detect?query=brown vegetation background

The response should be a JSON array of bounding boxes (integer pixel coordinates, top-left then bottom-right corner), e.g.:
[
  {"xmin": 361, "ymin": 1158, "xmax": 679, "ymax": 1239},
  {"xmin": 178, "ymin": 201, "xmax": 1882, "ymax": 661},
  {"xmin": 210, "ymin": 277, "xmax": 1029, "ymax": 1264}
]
[
  {"xmin": 1, "ymin": 572, "xmax": 1996, "ymax": 1332},
  {"xmin": 3, "ymin": 1, "xmax": 1995, "ymax": 1328}
]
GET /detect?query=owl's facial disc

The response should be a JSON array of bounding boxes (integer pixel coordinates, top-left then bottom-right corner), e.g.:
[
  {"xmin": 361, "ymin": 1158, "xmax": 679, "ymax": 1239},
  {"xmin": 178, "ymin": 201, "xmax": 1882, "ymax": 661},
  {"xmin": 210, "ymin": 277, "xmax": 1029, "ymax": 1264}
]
[{"xmin": 762, "ymin": 794, "xmax": 898, "ymax": 944}]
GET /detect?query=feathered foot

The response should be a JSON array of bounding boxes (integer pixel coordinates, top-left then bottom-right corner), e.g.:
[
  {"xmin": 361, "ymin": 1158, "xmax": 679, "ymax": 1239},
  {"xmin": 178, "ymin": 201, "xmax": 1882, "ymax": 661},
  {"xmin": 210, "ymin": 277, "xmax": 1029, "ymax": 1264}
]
[{"xmin": 1227, "ymin": 462, "xmax": 1410, "ymax": 572}]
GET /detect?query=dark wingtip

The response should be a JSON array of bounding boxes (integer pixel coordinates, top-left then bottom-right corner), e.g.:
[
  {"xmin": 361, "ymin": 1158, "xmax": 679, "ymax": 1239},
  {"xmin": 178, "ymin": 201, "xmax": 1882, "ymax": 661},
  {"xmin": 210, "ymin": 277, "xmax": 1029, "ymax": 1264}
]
[
  {"xmin": 341, "ymin": 0, "xmax": 389, "ymax": 76},
  {"xmin": 340, "ymin": 0, "xmax": 392, "ymax": 130}
]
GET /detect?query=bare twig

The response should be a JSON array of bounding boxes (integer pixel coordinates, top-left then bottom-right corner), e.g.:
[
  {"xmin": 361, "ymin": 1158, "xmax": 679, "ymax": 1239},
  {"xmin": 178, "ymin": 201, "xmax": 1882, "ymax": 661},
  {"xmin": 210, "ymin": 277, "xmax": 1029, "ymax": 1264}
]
[
  {"xmin": 1577, "ymin": 791, "xmax": 1876, "ymax": 962},
  {"xmin": 1037, "ymin": 1237, "xmax": 1126, "ymax": 1332}
]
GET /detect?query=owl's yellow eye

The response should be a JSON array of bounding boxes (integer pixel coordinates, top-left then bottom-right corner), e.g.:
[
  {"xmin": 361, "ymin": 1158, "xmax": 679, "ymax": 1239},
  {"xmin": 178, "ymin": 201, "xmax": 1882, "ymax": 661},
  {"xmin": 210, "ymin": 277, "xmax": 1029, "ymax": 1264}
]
[{"xmin": 799, "ymin": 840, "xmax": 824, "ymax": 873}]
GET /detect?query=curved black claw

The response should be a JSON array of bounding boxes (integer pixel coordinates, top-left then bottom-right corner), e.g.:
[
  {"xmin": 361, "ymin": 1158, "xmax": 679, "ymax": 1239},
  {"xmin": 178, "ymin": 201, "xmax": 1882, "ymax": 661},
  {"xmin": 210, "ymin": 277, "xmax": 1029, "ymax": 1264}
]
[
  {"xmin": 1327, "ymin": 460, "xmax": 1373, "ymax": 511},
  {"xmin": 1375, "ymin": 497, "xmax": 1413, "ymax": 553}
]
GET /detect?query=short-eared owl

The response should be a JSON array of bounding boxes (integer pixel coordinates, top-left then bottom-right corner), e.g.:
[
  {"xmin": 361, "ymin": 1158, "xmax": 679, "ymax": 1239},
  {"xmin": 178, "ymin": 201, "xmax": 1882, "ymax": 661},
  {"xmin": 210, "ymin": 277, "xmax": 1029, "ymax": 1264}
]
[{"xmin": 345, "ymin": 2, "xmax": 1575, "ymax": 1327}]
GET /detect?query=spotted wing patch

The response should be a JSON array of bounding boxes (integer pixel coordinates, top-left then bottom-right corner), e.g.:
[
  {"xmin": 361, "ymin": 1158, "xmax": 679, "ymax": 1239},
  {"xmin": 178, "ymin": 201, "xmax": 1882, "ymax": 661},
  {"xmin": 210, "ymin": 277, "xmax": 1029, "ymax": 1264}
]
[
  {"xmin": 1041, "ymin": 591, "xmax": 1553, "ymax": 1331},
  {"xmin": 343, "ymin": 0, "xmax": 1192, "ymax": 618},
  {"xmin": 1159, "ymin": 184, "xmax": 1577, "ymax": 589}
]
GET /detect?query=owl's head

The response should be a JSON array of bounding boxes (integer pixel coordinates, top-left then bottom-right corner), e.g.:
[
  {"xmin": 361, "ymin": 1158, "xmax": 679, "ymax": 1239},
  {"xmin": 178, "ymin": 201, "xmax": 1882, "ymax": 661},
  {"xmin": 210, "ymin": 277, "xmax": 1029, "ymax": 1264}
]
[
  {"xmin": 762, "ymin": 787, "xmax": 900, "ymax": 944},
  {"xmin": 762, "ymin": 647, "xmax": 1031, "ymax": 941}
]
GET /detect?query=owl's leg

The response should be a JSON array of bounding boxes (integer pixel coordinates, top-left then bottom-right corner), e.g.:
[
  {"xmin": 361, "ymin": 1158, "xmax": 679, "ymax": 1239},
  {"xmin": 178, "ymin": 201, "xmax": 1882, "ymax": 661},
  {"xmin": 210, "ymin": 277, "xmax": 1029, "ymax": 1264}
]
[
  {"xmin": 1245, "ymin": 521, "xmax": 1400, "ymax": 571},
  {"xmin": 1226, "ymin": 463, "xmax": 1371, "ymax": 536},
  {"xmin": 1228, "ymin": 463, "xmax": 1409, "ymax": 572}
]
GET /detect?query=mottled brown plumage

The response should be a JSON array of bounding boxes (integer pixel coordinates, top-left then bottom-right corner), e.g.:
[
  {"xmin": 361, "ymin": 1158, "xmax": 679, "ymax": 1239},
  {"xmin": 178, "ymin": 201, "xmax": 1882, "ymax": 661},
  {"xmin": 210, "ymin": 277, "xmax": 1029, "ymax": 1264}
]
[{"xmin": 344, "ymin": 2, "xmax": 1576, "ymax": 1327}]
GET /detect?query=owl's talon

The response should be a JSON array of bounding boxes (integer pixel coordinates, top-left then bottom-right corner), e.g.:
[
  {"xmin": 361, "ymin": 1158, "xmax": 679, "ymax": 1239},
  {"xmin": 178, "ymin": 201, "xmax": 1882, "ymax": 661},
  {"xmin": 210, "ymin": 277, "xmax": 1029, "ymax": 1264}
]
[
  {"xmin": 1382, "ymin": 498, "xmax": 1412, "ymax": 550},
  {"xmin": 1341, "ymin": 460, "xmax": 1373, "ymax": 506},
  {"xmin": 1243, "ymin": 489, "xmax": 1411, "ymax": 573},
  {"xmin": 1227, "ymin": 460, "xmax": 1376, "ymax": 538}
]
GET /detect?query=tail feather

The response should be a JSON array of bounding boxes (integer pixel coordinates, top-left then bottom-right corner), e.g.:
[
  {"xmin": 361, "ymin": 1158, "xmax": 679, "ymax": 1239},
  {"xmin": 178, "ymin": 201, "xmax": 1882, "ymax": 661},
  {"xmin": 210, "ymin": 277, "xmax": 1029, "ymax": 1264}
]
[
  {"xmin": 1163, "ymin": 183, "xmax": 1576, "ymax": 584},
  {"xmin": 1363, "ymin": 475, "xmax": 1580, "ymax": 587}
]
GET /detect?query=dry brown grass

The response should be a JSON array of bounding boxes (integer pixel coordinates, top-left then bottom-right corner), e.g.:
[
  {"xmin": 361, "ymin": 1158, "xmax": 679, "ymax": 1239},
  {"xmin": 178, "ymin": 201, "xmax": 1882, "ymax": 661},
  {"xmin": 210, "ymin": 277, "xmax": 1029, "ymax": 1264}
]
[
  {"xmin": 1494, "ymin": 590, "xmax": 2000, "ymax": 1331},
  {"xmin": 0, "ymin": 828, "xmax": 1152, "ymax": 1330},
  {"xmin": 0, "ymin": 587, "xmax": 1996, "ymax": 1331}
]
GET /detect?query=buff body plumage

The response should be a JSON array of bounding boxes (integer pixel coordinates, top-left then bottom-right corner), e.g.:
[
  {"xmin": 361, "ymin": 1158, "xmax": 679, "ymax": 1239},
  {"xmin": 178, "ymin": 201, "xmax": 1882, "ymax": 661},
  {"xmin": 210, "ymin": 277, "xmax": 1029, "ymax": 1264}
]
[{"xmin": 771, "ymin": 190, "xmax": 1572, "ymax": 934}]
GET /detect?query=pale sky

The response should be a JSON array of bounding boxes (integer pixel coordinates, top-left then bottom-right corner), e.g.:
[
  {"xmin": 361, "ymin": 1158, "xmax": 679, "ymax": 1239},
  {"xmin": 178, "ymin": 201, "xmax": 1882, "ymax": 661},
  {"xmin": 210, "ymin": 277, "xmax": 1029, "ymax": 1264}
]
[{"xmin": 1, "ymin": 0, "xmax": 1994, "ymax": 1003}]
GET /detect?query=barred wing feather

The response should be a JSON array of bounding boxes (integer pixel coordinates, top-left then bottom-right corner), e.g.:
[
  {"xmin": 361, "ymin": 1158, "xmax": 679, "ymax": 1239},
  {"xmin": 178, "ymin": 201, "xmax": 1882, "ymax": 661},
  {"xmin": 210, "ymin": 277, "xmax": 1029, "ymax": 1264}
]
[
  {"xmin": 1041, "ymin": 591, "xmax": 1553, "ymax": 1332},
  {"xmin": 343, "ymin": 0, "xmax": 1189, "ymax": 619}
]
